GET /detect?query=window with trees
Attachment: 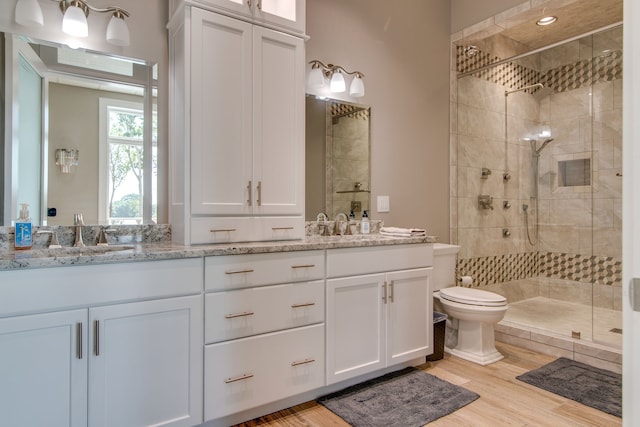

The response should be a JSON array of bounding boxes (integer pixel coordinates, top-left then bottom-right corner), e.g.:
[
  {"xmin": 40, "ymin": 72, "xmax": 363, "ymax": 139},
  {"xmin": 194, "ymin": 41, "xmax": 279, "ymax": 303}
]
[{"xmin": 99, "ymin": 98, "xmax": 157, "ymax": 224}]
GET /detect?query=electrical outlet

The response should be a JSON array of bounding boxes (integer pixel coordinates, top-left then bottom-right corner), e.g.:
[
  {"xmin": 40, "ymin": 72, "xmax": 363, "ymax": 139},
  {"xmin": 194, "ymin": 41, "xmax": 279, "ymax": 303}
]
[{"xmin": 351, "ymin": 201, "xmax": 362, "ymax": 212}]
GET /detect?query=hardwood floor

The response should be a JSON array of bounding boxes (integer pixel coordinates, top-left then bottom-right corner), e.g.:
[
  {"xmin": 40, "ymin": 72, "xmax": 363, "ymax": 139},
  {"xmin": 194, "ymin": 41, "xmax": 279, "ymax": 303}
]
[{"xmin": 233, "ymin": 342, "xmax": 622, "ymax": 426}]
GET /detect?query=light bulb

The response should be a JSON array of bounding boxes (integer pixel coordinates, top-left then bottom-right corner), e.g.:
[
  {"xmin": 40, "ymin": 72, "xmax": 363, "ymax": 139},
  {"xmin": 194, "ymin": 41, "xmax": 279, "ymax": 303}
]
[
  {"xmin": 330, "ymin": 72, "xmax": 346, "ymax": 93},
  {"xmin": 307, "ymin": 67, "xmax": 325, "ymax": 89},
  {"xmin": 349, "ymin": 75, "xmax": 365, "ymax": 97},
  {"xmin": 106, "ymin": 13, "xmax": 130, "ymax": 46},
  {"xmin": 62, "ymin": 3, "xmax": 88, "ymax": 38},
  {"xmin": 15, "ymin": 0, "xmax": 44, "ymax": 27}
]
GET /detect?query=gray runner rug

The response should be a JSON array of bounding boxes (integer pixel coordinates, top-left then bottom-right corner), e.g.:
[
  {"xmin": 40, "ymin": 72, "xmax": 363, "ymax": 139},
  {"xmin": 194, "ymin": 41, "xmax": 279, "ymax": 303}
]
[
  {"xmin": 516, "ymin": 357, "xmax": 621, "ymax": 417},
  {"xmin": 317, "ymin": 367, "xmax": 479, "ymax": 427}
]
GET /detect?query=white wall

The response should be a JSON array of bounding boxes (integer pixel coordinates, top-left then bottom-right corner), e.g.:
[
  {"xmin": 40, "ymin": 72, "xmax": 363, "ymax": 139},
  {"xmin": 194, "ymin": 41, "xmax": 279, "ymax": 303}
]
[{"xmin": 306, "ymin": 0, "xmax": 451, "ymax": 240}]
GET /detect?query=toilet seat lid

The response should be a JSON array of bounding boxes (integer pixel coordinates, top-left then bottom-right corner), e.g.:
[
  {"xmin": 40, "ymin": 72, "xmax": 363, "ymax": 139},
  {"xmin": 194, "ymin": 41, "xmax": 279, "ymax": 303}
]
[{"xmin": 439, "ymin": 287, "xmax": 507, "ymax": 307}]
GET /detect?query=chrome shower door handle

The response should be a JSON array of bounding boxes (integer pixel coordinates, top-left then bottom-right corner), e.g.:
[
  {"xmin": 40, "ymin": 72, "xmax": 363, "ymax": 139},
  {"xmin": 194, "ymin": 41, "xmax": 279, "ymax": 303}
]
[{"xmin": 632, "ymin": 278, "xmax": 640, "ymax": 312}]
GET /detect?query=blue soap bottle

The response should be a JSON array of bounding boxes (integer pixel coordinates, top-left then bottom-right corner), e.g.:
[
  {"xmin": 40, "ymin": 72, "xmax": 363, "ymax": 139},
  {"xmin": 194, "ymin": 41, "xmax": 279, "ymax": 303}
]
[{"xmin": 15, "ymin": 203, "xmax": 33, "ymax": 250}]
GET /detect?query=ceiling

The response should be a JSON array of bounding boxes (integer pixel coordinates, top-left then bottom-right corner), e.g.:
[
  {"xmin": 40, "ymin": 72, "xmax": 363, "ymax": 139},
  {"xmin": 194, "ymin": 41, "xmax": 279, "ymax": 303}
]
[
  {"xmin": 499, "ymin": 0, "xmax": 622, "ymax": 50},
  {"xmin": 456, "ymin": 0, "xmax": 622, "ymax": 56}
]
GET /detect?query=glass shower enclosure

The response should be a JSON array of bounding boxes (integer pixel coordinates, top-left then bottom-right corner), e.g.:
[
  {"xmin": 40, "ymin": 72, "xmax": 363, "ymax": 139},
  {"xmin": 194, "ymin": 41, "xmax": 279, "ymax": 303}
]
[{"xmin": 454, "ymin": 25, "xmax": 622, "ymax": 348}]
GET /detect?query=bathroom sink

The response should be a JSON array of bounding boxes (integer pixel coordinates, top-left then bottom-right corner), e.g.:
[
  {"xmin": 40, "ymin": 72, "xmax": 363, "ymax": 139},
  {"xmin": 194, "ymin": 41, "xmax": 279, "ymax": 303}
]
[{"xmin": 26, "ymin": 245, "xmax": 135, "ymax": 257}]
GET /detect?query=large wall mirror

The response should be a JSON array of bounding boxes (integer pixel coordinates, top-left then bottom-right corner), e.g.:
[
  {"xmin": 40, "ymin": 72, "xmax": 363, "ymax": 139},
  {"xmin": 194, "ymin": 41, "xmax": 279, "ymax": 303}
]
[
  {"xmin": 305, "ymin": 94, "xmax": 371, "ymax": 221},
  {"xmin": 1, "ymin": 32, "xmax": 156, "ymax": 226}
]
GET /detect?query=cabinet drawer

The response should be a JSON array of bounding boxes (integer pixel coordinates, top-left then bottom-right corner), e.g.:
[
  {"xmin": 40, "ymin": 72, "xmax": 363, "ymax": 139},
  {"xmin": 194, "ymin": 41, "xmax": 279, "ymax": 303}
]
[
  {"xmin": 204, "ymin": 324, "xmax": 324, "ymax": 420},
  {"xmin": 205, "ymin": 280, "xmax": 324, "ymax": 343},
  {"xmin": 327, "ymin": 244, "xmax": 433, "ymax": 278},
  {"xmin": 205, "ymin": 250, "xmax": 324, "ymax": 291},
  {"xmin": 191, "ymin": 217, "xmax": 305, "ymax": 244}
]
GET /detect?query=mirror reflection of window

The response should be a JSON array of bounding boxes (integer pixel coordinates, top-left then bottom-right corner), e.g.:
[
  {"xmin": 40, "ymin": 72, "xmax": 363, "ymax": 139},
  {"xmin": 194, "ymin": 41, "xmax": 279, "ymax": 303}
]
[{"xmin": 99, "ymin": 98, "xmax": 157, "ymax": 225}]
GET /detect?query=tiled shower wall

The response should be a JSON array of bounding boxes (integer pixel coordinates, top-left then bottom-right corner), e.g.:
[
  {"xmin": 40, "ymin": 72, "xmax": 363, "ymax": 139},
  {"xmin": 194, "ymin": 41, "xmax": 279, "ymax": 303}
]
[
  {"xmin": 452, "ymin": 27, "xmax": 622, "ymax": 307},
  {"xmin": 326, "ymin": 103, "xmax": 370, "ymax": 218}
]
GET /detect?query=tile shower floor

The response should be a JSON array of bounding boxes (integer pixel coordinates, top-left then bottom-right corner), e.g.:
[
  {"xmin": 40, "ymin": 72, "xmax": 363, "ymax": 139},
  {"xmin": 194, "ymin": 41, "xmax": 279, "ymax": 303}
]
[{"xmin": 502, "ymin": 296, "xmax": 622, "ymax": 347}]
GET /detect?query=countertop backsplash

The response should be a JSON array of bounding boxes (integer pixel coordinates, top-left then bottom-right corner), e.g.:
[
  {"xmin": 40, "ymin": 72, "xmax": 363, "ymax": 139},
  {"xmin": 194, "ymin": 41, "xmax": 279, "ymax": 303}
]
[{"xmin": 0, "ymin": 224, "xmax": 171, "ymax": 251}]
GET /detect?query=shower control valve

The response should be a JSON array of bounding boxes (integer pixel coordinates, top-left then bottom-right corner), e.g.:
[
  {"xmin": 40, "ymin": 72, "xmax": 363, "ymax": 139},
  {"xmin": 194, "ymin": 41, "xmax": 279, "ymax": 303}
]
[{"xmin": 478, "ymin": 195, "xmax": 494, "ymax": 210}]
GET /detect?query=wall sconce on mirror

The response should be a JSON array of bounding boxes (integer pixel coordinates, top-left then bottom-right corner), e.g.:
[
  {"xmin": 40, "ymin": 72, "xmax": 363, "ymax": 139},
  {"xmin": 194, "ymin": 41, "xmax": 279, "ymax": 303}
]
[
  {"xmin": 14, "ymin": 0, "xmax": 131, "ymax": 46},
  {"xmin": 55, "ymin": 148, "xmax": 79, "ymax": 173},
  {"xmin": 308, "ymin": 60, "xmax": 365, "ymax": 97}
]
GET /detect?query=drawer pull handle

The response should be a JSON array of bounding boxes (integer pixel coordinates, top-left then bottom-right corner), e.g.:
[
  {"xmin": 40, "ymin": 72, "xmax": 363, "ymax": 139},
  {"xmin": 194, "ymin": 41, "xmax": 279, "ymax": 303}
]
[
  {"xmin": 291, "ymin": 264, "xmax": 315, "ymax": 269},
  {"xmin": 225, "ymin": 311, "xmax": 255, "ymax": 319},
  {"xmin": 272, "ymin": 226, "xmax": 294, "ymax": 231},
  {"xmin": 291, "ymin": 302, "xmax": 315, "ymax": 308},
  {"xmin": 225, "ymin": 269, "xmax": 255, "ymax": 275},
  {"xmin": 224, "ymin": 373, "xmax": 254, "ymax": 384},
  {"xmin": 291, "ymin": 358, "xmax": 315, "ymax": 367},
  {"xmin": 210, "ymin": 229, "xmax": 237, "ymax": 233}
]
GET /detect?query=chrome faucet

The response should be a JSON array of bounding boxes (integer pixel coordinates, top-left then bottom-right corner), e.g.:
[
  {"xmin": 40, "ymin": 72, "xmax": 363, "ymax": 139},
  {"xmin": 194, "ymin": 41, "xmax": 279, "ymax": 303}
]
[
  {"xmin": 334, "ymin": 212, "xmax": 348, "ymax": 235},
  {"xmin": 316, "ymin": 212, "xmax": 330, "ymax": 236},
  {"xmin": 73, "ymin": 213, "xmax": 85, "ymax": 248},
  {"xmin": 97, "ymin": 227, "xmax": 117, "ymax": 246}
]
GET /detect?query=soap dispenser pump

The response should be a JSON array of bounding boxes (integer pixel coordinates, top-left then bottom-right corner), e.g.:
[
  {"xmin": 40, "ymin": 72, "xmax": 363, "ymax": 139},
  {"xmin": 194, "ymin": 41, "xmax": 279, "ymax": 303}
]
[
  {"xmin": 15, "ymin": 203, "xmax": 33, "ymax": 250},
  {"xmin": 361, "ymin": 210, "xmax": 370, "ymax": 234}
]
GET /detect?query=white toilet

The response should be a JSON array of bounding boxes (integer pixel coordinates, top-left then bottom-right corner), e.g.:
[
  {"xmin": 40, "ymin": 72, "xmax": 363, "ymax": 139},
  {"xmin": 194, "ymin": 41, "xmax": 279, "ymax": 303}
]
[{"xmin": 432, "ymin": 243, "xmax": 508, "ymax": 365}]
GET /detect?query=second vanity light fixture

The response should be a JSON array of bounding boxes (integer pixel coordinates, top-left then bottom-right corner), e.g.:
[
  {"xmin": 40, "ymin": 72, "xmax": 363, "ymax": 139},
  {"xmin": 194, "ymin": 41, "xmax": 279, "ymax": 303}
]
[
  {"xmin": 14, "ymin": 0, "xmax": 131, "ymax": 46},
  {"xmin": 308, "ymin": 60, "xmax": 365, "ymax": 97}
]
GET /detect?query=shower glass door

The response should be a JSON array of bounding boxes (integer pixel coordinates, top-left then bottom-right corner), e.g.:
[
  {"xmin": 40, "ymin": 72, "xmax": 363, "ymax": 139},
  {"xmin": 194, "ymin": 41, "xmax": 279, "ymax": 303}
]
[{"xmin": 455, "ymin": 25, "xmax": 622, "ymax": 347}]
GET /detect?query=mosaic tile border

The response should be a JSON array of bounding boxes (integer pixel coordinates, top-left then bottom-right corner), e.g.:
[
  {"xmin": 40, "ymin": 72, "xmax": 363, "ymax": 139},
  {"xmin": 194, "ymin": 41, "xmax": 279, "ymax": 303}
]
[
  {"xmin": 456, "ymin": 47, "xmax": 622, "ymax": 95},
  {"xmin": 457, "ymin": 251, "xmax": 622, "ymax": 288}
]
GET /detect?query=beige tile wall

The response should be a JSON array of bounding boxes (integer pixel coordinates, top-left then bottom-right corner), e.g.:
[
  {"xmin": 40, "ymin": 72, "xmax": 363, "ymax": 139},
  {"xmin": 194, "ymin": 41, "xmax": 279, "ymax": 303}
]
[{"xmin": 452, "ymin": 26, "xmax": 622, "ymax": 299}]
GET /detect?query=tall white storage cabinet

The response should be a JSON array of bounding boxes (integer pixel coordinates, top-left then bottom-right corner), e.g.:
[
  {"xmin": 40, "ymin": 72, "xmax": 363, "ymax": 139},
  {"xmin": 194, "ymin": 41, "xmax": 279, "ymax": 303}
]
[{"xmin": 169, "ymin": 3, "xmax": 306, "ymax": 245}]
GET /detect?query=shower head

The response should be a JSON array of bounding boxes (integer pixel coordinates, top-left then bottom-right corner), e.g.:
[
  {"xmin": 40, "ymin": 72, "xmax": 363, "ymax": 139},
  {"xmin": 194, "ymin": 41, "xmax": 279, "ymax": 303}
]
[{"xmin": 532, "ymin": 138, "xmax": 554, "ymax": 156}]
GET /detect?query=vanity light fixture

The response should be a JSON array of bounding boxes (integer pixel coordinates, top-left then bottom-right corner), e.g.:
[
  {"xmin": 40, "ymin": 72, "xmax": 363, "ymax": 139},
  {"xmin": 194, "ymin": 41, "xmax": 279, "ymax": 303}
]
[
  {"xmin": 308, "ymin": 60, "xmax": 365, "ymax": 97},
  {"xmin": 536, "ymin": 16, "xmax": 558, "ymax": 26},
  {"xmin": 14, "ymin": 0, "xmax": 131, "ymax": 46},
  {"xmin": 55, "ymin": 148, "xmax": 79, "ymax": 173}
]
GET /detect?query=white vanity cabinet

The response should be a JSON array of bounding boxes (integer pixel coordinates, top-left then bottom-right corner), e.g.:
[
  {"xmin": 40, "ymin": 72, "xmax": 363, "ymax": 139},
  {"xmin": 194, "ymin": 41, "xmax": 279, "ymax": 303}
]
[
  {"xmin": 325, "ymin": 244, "xmax": 434, "ymax": 385},
  {"xmin": 0, "ymin": 259, "xmax": 204, "ymax": 427},
  {"xmin": 169, "ymin": 6, "xmax": 305, "ymax": 245},
  {"xmin": 203, "ymin": 251, "xmax": 325, "ymax": 422},
  {"xmin": 0, "ymin": 309, "xmax": 88, "ymax": 427}
]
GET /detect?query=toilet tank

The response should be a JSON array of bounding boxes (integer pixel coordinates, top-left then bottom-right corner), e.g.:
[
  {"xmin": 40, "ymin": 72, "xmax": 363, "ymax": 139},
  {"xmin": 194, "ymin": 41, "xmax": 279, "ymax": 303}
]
[{"xmin": 432, "ymin": 243, "xmax": 461, "ymax": 291}]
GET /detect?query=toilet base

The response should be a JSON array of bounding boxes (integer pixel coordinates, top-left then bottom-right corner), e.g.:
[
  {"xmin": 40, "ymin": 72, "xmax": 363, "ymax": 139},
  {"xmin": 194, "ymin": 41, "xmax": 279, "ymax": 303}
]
[{"xmin": 445, "ymin": 318, "xmax": 504, "ymax": 366}]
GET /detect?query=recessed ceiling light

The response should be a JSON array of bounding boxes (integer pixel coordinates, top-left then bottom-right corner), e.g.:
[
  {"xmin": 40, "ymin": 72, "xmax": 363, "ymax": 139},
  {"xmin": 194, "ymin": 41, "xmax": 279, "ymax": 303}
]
[{"xmin": 536, "ymin": 16, "xmax": 558, "ymax": 26}]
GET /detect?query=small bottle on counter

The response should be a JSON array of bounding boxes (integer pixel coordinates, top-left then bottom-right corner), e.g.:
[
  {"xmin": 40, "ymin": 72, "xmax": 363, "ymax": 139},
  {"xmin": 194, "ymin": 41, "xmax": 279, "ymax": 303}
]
[
  {"xmin": 348, "ymin": 210, "xmax": 357, "ymax": 234},
  {"xmin": 15, "ymin": 203, "xmax": 33, "ymax": 250},
  {"xmin": 360, "ymin": 210, "xmax": 370, "ymax": 234}
]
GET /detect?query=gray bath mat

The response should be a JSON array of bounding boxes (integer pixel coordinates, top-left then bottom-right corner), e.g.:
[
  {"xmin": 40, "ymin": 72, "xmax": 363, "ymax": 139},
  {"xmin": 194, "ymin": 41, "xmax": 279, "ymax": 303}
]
[
  {"xmin": 317, "ymin": 367, "xmax": 479, "ymax": 427},
  {"xmin": 517, "ymin": 357, "xmax": 621, "ymax": 417}
]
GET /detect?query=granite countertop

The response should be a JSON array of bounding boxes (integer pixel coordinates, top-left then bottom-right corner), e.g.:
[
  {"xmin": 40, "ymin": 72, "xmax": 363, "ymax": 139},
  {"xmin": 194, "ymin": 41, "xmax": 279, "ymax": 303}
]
[{"xmin": 0, "ymin": 234, "xmax": 437, "ymax": 271}]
